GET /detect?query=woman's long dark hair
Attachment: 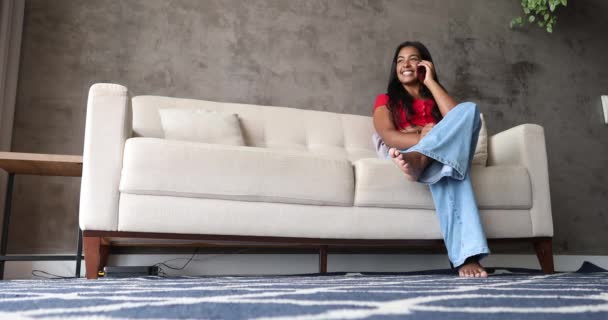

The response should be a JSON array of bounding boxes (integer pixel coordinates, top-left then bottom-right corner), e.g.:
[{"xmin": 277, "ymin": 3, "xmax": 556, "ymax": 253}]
[{"xmin": 387, "ymin": 41, "xmax": 443, "ymax": 129}]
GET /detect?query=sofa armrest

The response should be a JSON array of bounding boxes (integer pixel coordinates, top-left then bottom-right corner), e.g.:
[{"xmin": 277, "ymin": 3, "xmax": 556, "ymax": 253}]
[
  {"xmin": 79, "ymin": 83, "xmax": 131, "ymax": 231},
  {"xmin": 488, "ymin": 124, "xmax": 553, "ymax": 237}
]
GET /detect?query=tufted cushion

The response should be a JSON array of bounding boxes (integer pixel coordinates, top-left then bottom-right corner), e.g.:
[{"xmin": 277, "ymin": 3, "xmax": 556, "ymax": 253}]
[
  {"xmin": 472, "ymin": 113, "xmax": 488, "ymax": 166},
  {"xmin": 131, "ymin": 96, "xmax": 377, "ymax": 162},
  {"xmin": 132, "ymin": 96, "xmax": 485, "ymax": 165}
]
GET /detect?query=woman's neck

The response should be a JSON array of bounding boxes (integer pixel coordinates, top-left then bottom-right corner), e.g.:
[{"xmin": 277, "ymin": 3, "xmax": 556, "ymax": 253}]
[{"xmin": 403, "ymin": 83, "xmax": 422, "ymax": 99}]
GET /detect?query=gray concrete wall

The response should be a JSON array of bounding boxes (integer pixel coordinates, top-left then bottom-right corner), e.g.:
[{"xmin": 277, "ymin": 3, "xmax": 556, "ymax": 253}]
[{"xmin": 8, "ymin": 0, "xmax": 608, "ymax": 255}]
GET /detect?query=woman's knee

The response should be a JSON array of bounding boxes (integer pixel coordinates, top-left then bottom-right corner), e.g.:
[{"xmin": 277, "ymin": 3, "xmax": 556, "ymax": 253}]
[
  {"xmin": 453, "ymin": 102, "xmax": 480, "ymax": 122},
  {"xmin": 459, "ymin": 101, "xmax": 479, "ymax": 114}
]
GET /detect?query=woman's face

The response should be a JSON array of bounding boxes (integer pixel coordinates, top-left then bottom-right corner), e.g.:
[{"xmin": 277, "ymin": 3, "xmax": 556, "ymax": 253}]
[{"xmin": 396, "ymin": 46, "xmax": 423, "ymax": 85}]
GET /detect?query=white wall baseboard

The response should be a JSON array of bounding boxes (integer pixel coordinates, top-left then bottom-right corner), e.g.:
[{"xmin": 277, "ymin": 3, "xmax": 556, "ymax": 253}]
[{"xmin": 3, "ymin": 254, "xmax": 608, "ymax": 280}]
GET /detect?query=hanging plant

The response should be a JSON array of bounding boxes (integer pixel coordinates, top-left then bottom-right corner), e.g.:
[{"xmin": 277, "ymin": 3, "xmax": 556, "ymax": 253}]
[{"xmin": 510, "ymin": 0, "xmax": 568, "ymax": 33}]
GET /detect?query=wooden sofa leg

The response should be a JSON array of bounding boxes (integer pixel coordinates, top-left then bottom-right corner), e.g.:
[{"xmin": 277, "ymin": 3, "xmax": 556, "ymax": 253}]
[
  {"xmin": 99, "ymin": 244, "xmax": 110, "ymax": 273},
  {"xmin": 83, "ymin": 236, "xmax": 101, "ymax": 279},
  {"xmin": 533, "ymin": 237, "xmax": 555, "ymax": 274},
  {"xmin": 319, "ymin": 246, "xmax": 328, "ymax": 273}
]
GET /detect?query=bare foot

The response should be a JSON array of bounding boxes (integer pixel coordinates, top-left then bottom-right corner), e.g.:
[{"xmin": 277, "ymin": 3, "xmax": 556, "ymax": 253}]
[
  {"xmin": 388, "ymin": 148, "xmax": 431, "ymax": 181},
  {"xmin": 458, "ymin": 259, "xmax": 488, "ymax": 278}
]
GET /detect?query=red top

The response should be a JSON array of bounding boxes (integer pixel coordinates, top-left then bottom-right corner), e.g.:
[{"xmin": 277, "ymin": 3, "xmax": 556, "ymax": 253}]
[{"xmin": 373, "ymin": 93, "xmax": 437, "ymax": 129}]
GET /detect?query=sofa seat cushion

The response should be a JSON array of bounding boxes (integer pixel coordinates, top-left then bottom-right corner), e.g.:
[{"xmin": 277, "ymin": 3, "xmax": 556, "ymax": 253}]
[
  {"xmin": 354, "ymin": 158, "xmax": 532, "ymax": 210},
  {"xmin": 120, "ymin": 138, "xmax": 354, "ymax": 206},
  {"xmin": 118, "ymin": 194, "xmax": 536, "ymax": 239}
]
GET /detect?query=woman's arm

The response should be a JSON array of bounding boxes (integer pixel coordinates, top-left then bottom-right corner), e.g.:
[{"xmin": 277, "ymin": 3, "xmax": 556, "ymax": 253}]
[
  {"xmin": 373, "ymin": 105, "xmax": 421, "ymax": 149},
  {"xmin": 419, "ymin": 61, "xmax": 457, "ymax": 117}
]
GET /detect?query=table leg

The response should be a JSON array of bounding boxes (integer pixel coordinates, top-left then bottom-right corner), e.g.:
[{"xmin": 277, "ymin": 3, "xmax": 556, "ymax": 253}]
[
  {"xmin": 75, "ymin": 227, "xmax": 83, "ymax": 278},
  {"xmin": 0, "ymin": 173, "xmax": 15, "ymax": 280}
]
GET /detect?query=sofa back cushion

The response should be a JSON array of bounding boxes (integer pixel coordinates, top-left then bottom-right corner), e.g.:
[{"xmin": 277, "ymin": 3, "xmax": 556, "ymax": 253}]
[
  {"xmin": 132, "ymin": 95, "xmax": 377, "ymax": 162},
  {"xmin": 471, "ymin": 113, "xmax": 488, "ymax": 166}
]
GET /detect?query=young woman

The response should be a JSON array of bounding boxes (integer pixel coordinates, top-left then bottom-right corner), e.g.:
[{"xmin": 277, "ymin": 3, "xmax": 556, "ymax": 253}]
[{"xmin": 372, "ymin": 41, "xmax": 490, "ymax": 278}]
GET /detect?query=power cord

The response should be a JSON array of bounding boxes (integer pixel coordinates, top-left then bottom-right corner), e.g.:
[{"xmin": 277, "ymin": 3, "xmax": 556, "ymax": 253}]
[
  {"xmin": 154, "ymin": 248, "xmax": 200, "ymax": 274},
  {"xmin": 31, "ymin": 247, "xmax": 251, "ymax": 278},
  {"xmin": 153, "ymin": 247, "xmax": 251, "ymax": 276},
  {"xmin": 31, "ymin": 269, "xmax": 77, "ymax": 279}
]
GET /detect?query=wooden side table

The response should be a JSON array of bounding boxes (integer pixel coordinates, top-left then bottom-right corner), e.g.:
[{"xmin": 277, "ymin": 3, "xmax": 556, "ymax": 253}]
[{"xmin": 0, "ymin": 152, "xmax": 83, "ymax": 279}]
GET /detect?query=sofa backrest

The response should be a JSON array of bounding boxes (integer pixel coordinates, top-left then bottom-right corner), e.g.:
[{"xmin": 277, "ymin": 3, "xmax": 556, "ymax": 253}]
[{"xmin": 131, "ymin": 95, "xmax": 378, "ymax": 162}]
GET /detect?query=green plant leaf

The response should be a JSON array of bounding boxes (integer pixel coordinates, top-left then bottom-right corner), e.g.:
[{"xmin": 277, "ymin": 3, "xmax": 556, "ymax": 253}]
[
  {"xmin": 511, "ymin": 16, "xmax": 524, "ymax": 27},
  {"xmin": 514, "ymin": 0, "xmax": 562, "ymax": 33}
]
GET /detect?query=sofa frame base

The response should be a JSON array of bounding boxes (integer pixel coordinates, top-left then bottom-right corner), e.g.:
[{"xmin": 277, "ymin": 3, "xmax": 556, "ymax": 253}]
[{"xmin": 82, "ymin": 230, "xmax": 554, "ymax": 279}]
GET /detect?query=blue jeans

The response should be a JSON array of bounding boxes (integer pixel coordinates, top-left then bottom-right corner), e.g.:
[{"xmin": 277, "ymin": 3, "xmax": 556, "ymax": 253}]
[{"xmin": 401, "ymin": 102, "xmax": 490, "ymax": 268}]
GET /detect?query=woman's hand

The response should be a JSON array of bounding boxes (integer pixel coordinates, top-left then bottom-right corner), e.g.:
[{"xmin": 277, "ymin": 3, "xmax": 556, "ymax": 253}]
[
  {"xmin": 417, "ymin": 60, "xmax": 457, "ymax": 116},
  {"xmin": 401, "ymin": 124, "xmax": 433, "ymax": 144},
  {"xmin": 400, "ymin": 125, "xmax": 423, "ymax": 134},
  {"xmin": 417, "ymin": 60, "xmax": 436, "ymax": 85},
  {"xmin": 420, "ymin": 123, "xmax": 434, "ymax": 140}
]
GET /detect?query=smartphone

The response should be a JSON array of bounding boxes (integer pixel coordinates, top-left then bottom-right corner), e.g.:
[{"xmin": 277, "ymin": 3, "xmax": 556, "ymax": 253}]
[{"xmin": 417, "ymin": 65, "xmax": 426, "ymax": 82}]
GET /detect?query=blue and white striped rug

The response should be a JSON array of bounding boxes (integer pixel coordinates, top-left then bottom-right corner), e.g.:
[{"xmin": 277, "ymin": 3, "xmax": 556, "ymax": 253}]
[{"xmin": 1, "ymin": 263, "xmax": 607, "ymax": 319}]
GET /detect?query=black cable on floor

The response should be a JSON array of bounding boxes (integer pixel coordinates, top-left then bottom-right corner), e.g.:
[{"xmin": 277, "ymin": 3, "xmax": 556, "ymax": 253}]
[
  {"xmin": 154, "ymin": 247, "xmax": 200, "ymax": 274},
  {"xmin": 31, "ymin": 270, "xmax": 77, "ymax": 279},
  {"xmin": 154, "ymin": 248, "xmax": 250, "ymax": 276}
]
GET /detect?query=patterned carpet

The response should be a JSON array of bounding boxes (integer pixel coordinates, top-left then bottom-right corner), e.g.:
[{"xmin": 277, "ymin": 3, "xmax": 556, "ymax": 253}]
[{"xmin": 0, "ymin": 263, "xmax": 607, "ymax": 320}]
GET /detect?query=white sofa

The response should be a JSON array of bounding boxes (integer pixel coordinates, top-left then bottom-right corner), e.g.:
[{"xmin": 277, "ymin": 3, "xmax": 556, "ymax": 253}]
[{"xmin": 79, "ymin": 83, "xmax": 554, "ymax": 279}]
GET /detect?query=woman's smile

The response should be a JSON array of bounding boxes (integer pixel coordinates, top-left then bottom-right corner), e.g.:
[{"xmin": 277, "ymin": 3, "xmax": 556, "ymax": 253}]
[{"xmin": 402, "ymin": 69, "xmax": 414, "ymax": 77}]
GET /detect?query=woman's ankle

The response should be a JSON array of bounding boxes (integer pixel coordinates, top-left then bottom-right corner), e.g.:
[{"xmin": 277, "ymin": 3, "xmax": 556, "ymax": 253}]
[{"xmin": 463, "ymin": 254, "xmax": 481, "ymax": 264}]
